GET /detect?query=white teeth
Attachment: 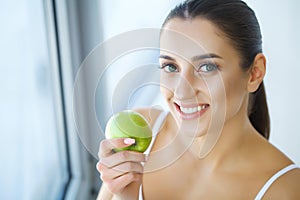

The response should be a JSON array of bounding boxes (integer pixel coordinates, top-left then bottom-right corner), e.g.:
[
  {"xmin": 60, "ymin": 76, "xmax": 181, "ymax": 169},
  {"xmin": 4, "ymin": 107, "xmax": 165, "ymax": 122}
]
[{"xmin": 180, "ymin": 105, "xmax": 207, "ymax": 114}]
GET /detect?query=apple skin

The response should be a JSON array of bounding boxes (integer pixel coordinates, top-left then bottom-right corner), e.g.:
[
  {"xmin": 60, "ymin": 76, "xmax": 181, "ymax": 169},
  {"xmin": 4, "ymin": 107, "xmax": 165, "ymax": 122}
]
[{"xmin": 105, "ymin": 110, "xmax": 152, "ymax": 153}]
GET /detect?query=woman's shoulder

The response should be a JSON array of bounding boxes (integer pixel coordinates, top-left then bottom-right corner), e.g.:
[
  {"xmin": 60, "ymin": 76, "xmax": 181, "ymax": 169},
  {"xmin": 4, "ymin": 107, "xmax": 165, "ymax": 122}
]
[
  {"xmin": 263, "ymin": 165, "xmax": 300, "ymax": 199},
  {"xmin": 254, "ymin": 135, "xmax": 300, "ymax": 198}
]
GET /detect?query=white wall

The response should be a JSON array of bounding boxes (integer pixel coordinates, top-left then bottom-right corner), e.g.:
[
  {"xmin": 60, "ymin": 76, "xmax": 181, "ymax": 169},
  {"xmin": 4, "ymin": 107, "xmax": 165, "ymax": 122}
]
[{"xmin": 245, "ymin": 0, "xmax": 300, "ymax": 165}]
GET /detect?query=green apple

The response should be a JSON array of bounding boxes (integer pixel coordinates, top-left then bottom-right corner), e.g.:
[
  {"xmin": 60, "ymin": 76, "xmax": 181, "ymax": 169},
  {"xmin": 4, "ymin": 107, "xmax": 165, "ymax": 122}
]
[{"xmin": 105, "ymin": 110, "xmax": 152, "ymax": 153}]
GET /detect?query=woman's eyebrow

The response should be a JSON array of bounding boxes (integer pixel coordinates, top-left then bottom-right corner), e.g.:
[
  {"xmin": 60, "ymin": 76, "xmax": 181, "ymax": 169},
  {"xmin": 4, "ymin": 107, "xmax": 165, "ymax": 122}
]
[
  {"xmin": 191, "ymin": 53, "xmax": 223, "ymax": 62},
  {"xmin": 159, "ymin": 53, "xmax": 222, "ymax": 61},
  {"xmin": 159, "ymin": 54, "xmax": 175, "ymax": 61}
]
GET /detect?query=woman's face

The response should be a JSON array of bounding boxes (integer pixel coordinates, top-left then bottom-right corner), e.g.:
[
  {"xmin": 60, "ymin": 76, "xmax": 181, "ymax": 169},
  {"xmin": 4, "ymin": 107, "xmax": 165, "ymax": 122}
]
[{"xmin": 159, "ymin": 18, "xmax": 250, "ymax": 142}]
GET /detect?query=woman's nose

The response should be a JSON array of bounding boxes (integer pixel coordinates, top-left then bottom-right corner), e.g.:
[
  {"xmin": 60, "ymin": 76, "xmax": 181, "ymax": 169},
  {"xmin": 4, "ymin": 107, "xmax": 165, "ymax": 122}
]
[{"xmin": 174, "ymin": 70, "xmax": 197, "ymax": 100}]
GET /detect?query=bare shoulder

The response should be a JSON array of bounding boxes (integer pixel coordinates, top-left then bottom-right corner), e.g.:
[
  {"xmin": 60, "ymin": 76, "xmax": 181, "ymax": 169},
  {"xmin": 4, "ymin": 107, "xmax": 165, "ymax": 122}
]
[
  {"xmin": 248, "ymin": 134, "xmax": 300, "ymax": 199},
  {"xmin": 133, "ymin": 107, "xmax": 165, "ymax": 128},
  {"xmin": 264, "ymin": 166, "xmax": 300, "ymax": 199}
]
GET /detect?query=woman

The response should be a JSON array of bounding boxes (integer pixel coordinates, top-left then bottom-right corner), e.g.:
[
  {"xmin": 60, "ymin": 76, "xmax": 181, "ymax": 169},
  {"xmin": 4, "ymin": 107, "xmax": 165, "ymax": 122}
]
[{"xmin": 96, "ymin": 0, "xmax": 300, "ymax": 199}]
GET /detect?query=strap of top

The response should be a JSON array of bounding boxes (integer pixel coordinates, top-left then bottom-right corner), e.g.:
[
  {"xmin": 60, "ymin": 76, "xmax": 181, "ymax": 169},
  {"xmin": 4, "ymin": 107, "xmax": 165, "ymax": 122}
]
[
  {"xmin": 144, "ymin": 110, "xmax": 168, "ymax": 155},
  {"xmin": 139, "ymin": 110, "xmax": 168, "ymax": 200},
  {"xmin": 254, "ymin": 164, "xmax": 298, "ymax": 200}
]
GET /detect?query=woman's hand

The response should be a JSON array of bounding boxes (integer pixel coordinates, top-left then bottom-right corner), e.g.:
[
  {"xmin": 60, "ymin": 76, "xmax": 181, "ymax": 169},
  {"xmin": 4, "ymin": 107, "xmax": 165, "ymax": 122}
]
[{"xmin": 96, "ymin": 138, "xmax": 146, "ymax": 200}]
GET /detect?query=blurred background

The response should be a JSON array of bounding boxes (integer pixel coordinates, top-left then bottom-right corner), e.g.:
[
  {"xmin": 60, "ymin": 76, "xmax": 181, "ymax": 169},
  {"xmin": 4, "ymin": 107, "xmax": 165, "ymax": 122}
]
[{"xmin": 0, "ymin": 0, "xmax": 299, "ymax": 199}]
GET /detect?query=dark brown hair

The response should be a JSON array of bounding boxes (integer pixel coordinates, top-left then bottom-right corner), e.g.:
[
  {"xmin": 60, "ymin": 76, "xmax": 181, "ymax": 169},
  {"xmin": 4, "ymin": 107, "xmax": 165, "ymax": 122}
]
[{"xmin": 162, "ymin": 0, "xmax": 270, "ymax": 139}]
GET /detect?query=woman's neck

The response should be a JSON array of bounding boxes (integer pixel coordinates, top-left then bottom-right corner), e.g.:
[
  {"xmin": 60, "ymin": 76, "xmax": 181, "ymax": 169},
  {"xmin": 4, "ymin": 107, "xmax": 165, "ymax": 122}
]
[{"xmin": 186, "ymin": 110, "xmax": 257, "ymax": 170}]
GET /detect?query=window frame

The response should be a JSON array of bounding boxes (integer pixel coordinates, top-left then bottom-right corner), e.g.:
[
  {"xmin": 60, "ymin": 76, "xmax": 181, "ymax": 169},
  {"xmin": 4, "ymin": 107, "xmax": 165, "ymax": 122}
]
[{"xmin": 44, "ymin": 0, "xmax": 100, "ymax": 199}]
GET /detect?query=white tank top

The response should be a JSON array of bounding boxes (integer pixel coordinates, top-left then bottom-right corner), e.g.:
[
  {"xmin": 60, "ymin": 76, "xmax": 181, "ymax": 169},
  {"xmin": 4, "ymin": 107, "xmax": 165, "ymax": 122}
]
[{"xmin": 138, "ymin": 111, "xmax": 298, "ymax": 200}]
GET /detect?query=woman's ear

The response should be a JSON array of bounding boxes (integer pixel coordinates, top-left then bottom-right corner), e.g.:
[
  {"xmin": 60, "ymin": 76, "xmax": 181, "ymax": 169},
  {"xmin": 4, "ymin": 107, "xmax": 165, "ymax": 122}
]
[{"xmin": 247, "ymin": 53, "xmax": 266, "ymax": 93}]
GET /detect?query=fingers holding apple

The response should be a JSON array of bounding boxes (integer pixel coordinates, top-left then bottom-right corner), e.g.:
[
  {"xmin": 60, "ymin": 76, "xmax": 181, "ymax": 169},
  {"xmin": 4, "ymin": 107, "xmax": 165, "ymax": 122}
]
[
  {"xmin": 97, "ymin": 156, "xmax": 144, "ymax": 182},
  {"xmin": 97, "ymin": 137, "xmax": 147, "ymax": 173},
  {"xmin": 100, "ymin": 144, "xmax": 147, "ymax": 167},
  {"xmin": 97, "ymin": 158, "xmax": 143, "ymax": 196},
  {"xmin": 97, "ymin": 137, "xmax": 147, "ymax": 197},
  {"xmin": 98, "ymin": 137, "xmax": 136, "ymax": 158}
]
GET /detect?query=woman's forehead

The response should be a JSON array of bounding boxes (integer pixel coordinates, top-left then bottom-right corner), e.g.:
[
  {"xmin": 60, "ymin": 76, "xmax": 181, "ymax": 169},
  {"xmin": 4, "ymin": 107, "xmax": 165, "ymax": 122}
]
[{"xmin": 159, "ymin": 18, "xmax": 237, "ymax": 62}]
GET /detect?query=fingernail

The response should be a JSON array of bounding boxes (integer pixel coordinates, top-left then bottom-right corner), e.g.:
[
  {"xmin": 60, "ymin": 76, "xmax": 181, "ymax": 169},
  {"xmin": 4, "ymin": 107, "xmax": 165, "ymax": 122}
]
[{"xmin": 124, "ymin": 138, "xmax": 135, "ymax": 145}]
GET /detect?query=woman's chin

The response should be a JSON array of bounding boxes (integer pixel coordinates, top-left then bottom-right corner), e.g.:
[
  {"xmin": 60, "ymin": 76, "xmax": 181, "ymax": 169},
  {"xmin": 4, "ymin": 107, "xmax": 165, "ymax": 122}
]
[{"xmin": 178, "ymin": 122, "xmax": 207, "ymax": 138}]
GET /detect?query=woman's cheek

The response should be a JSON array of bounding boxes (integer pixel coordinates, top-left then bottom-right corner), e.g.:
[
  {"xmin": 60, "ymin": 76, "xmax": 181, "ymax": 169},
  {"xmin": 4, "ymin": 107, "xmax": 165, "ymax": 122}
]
[
  {"xmin": 223, "ymin": 77, "xmax": 248, "ymax": 119},
  {"xmin": 160, "ymin": 74, "xmax": 177, "ymax": 98}
]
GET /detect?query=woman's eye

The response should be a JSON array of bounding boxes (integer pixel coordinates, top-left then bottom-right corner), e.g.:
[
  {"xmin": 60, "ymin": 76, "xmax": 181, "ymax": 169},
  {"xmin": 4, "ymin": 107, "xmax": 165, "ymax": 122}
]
[
  {"xmin": 197, "ymin": 63, "xmax": 218, "ymax": 72},
  {"xmin": 161, "ymin": 64, "xmax": 178, "ymax": 73}
]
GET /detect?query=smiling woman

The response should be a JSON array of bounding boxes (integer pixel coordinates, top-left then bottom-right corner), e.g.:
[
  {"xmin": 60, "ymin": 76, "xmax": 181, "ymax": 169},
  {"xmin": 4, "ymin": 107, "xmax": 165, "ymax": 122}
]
[{"xmin": 96, "ymin": 0, "xmax": 300, "ymax": 199}]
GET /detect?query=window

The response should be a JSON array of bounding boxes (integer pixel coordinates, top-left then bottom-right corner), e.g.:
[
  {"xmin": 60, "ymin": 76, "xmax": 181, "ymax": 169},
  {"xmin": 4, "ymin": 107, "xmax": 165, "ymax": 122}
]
[{"xmin": 0, "ymin": 0, "xmax": 68, "ymax": 199}]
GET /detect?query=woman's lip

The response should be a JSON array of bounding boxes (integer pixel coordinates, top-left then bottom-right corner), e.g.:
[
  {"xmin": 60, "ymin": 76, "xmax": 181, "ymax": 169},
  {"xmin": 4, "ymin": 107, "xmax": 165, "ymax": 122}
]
[{"xmin": 174, "ymin": 102, "xmax": 210, "ymax": 120}]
